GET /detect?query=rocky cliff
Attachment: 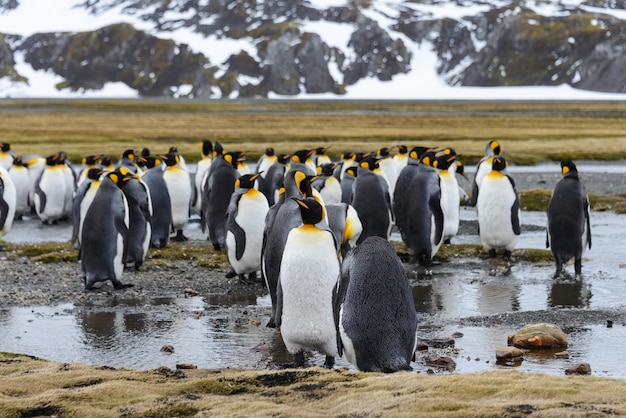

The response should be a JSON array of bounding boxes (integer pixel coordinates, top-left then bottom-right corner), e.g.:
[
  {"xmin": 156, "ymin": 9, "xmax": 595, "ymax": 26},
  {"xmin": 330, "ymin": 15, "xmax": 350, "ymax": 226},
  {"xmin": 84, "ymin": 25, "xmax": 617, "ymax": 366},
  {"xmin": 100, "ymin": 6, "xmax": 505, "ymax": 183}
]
[{"xmin": 2, "ymin": 0, "xmax": 626, "ymax": 97}]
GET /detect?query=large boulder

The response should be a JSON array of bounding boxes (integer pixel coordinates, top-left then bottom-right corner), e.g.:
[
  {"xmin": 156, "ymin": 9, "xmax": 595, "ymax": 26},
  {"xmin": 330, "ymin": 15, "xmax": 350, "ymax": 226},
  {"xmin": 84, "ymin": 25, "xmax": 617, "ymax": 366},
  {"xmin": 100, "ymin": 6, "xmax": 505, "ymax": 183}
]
[{"xmin": 508, "ymin": 323, "xmax": 568, "ymax": 348}]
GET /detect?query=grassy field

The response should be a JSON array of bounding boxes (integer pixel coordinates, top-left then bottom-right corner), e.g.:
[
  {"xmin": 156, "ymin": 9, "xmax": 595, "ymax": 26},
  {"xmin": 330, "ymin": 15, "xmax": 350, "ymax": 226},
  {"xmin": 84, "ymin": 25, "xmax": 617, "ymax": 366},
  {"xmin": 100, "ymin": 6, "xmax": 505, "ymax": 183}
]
[
  {"xmin": 2, "ymin": 99, "xmax": 626, "ymax": 164},
  {"xmin": 1, "ymin": 352, "xmax": 625, "ymax": 417}
]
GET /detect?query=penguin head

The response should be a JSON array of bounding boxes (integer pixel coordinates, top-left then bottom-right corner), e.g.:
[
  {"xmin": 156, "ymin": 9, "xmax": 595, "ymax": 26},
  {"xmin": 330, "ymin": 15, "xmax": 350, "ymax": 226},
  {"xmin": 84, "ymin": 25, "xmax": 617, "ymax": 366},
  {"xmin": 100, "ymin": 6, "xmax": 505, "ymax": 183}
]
[
  {"xmin": 397, "ymin": 145, "xmax": 408, "ymax": 155},
  {"xmin": 57, "ymin": 151, "xmax": 68, "ymax": 164},
  {"xmin": 82, "ymin": 154, "xmax": 102, "ymax": 166},
  {"xmin": 45, "ymin": 153, "xmax": 59, "ymax": 166},
  {"xmin": 100, "ymin": 156, "xmax": 113, "ymax": 168},
  {"xmin": 561, "ymin": 160, "xmax": 578, "ymax": 176},
  {"xmin": 12, "ymin": 156, "xmax": 24, "ymax": 167},
  {"xmin": 159, "ymin": 152, "xmax": 179, "ymax": 167},
  {"xmin": 292, "ymin": 197, "xmax": 324, "ymax": 225},
  {"xmin": 141, "ymin": 147, "xmax": 151, "ymax": 158},
  {"xmin": 436, "ymin": 147, "xmax": 458, "ymax": 157},
  {"xmin": 86, "ymin": 167, "xmax": 104, "ymax": 181},
  {"xmin": 344, "ymin": 166, "xmax": 358, "ymax": 178},
  {"xmin": 341, "ymin": 152, "xmax": 355, "ymax": 161},
  {"xmin": 213, "ymin": 140, "xmax": 224, "ymax": 157},
  {"xmin": 1, "ymin": 143, "xmax": 11, "ymax": 152},
  {"xmin": 432, "ymin": 154, "xmax": 456, "ymax": 171},
  {"xmin": 409, "ymin": 146, "xmax": 430, "ymax": 161},
  {"xmin": 121, "ymin": 149, "xmax": 137, "ymax": 162},
  {"xmin": 491, "ymin": 155, "xmax": 507, "ymax": 172},
  {"xmin": 291, "ymin": 149, "xmax": 314, "ymax": 164},
  {"xmin": 277, "ymin": 153, "xmax": 290, "ymax": 164},
  {"xmin": 377, "ymin": 147, "xmax": 391, "ymax": 158},
  {"xmin": 297, "ymin": 175, "xmax": 319, "ymax": 198},
  {"xmin": 487, "ymin": 140, "xmax": 501, "ymax": 156},
  {"xmin": 199, "ymin": 140, "xmax": 211, "ymax": 157},
  {"xmin": 169, "ymin": 146, "xmax": 179, "ymax": 154},
  {"xmin": 359, "ymin": 156, "xmax": 380, "ymax": 171},
  {"xmin": 264, "ymin": 147, "xmax": 275, "ymax": 157},
  {"xmin": 456, "ymin": 161, "xmax": 468, "ymax": 179},
  {"xmin": 317, "ymin": 163, "xmax": 336, "ymax": 176},
  {"xmin": 419, "ymin": 149, "xmax": 438, "ymax": 167},
  {"xmin": 236, "ymin": 173, "xmax": 261, "ymax": 189},
  {"xmin": 354, "ymin": 151, "xmax": 371, "ymax": 163},
  {"xmin": 314, "ymin": 146, "xmax": 329, "ymax": 155},
  {"xmin": 105, "ymin": 170, "xmax": 125, "ymax": 188}
]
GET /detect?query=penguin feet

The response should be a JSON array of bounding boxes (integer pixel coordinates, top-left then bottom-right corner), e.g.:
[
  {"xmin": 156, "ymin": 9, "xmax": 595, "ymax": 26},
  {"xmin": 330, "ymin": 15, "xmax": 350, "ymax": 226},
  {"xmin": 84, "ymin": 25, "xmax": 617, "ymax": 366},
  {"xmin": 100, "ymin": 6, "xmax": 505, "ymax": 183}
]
[
  {"xmin": 266, "ymin": 318, "xmax": 277, "ymax": 328},
  {"xmin": 480, "ymin": 249, "xmax": 497, "ymax": 259},
  {"xmin": 212, "ymin": 243, "xmax": 221, "ymax": 251},
  {"xmin": 172, "ymin": 230, "xmax": 188, "ymax": 242},
  {"xmin": 444, "ymin": 239, "xmax": 452, "ymax": 245},
  {"xmin": 238, "ymin": 274, "xmax": 257, "ymax": 286},
  {"xmin": 293, "ymin": 352, "xmax": 305, "ymax": 368},
  {"xmin": 502, "ymin": 250, "xmax": 512, "ymax": 260},
  {"xmin": 225, "ymin": 268, "xmax": 237, "ymax": 278},
  {"xmin": 323, "ymin": 355, "xmax": 335, "ymax": 369}
]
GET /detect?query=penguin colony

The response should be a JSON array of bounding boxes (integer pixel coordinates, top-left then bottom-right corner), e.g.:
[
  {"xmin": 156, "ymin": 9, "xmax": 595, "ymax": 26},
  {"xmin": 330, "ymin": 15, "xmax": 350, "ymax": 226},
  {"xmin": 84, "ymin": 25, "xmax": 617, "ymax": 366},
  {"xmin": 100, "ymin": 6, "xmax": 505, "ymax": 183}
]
[{"xmin": 0, "ymin": 140, "xmax": 593, "ymax": 370}]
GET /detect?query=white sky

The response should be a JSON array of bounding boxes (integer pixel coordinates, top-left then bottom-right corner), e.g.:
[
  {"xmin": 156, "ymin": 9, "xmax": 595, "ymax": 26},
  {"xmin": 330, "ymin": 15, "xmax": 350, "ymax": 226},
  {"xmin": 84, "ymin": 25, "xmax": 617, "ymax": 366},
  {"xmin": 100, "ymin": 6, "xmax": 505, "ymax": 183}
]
[{"xmin": 0, "ymin": 0, "xmax": 625, "ymax": 100}]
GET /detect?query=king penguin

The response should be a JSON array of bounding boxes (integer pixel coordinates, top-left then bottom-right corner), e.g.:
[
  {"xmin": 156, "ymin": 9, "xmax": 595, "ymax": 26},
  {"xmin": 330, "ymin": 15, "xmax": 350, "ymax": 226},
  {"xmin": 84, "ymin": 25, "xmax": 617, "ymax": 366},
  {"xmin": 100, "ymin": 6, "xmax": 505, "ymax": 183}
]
[
  {"xmin": 81, "ymin": 170, "xmax": 133, "ymax": 290},
  {"xmin": 546, "ymin": 161, "xmax": 591, "ymax": 276},
  {"xmin": 261, "ymin": 170, "xmax": 309, "ymax": 328},
  {"xmin": 201, "ymin": 151, "xmax": 241, "ymax": 250},
  {"xmin": 313, "ymin": 163, "xmax": 342, "ymax": 205},
  {"xmin": 397, "ymin": 151, "xmax": 445, "ymax": 265},
  {"xmin": 476, "ymin": 155, "xmax": 520, "ymax": 259},
  {"xmin": 142, "ymin": 158, "xmax": 172, "ymax": 249},
  {"xmin": 34, "ymin": 153, "xmax": 67, "ymax": 224},
  {"xmin": 336, "ymin": 236, "xmax": 417, "ymax": 372},
  {"xmin": 192, "ymin": 140, "xmax": 214, "ymax": 214},
  {"xmin": 121, "ymin": 171, "xmax": 153, "ymax": 270},
  {"xmin": 225, "ymin": 173, "xmax": 269, "ymax": 284},
  {"xmin": 161, "ymin": 152, "xmax": 191, "ymax": 241},
  {"xmin": 255, "ymin": 147, "xmax": 278, "ymax": 178},
  {"xmin": 0, "ymin": 142, "xmax": 15, "ymax": 170},
  {"xmin": 470, "ymin": 140, "xmax": 501, "ymax": 207},
  {"xmin": 57, "ymin": 151, "xmax": 77, "ymax": 220},
  {"xmin": 351, "ymin": 157, "xmax": 393, "ymax": 244},
  {"xmin": 433, "ymin": 152, "xmax": 461, "ymax": 244},
  {"xmin": 277, "ymin": 197, "xmax": 339, "ymax": 368},
  {"xmin": 71, "ymin": 167, "xmax": 104, "ymax": 253},
  {"xmin": 0, "ymin": 165, "xmax": 17, "ymax": 240},
  {"xmin": 77, "ymin": 154, "xmax": 102, "ymax": 187},
  {"xmin": 8, "ymin": 156, "xmax": 30, "ymax": 220}
]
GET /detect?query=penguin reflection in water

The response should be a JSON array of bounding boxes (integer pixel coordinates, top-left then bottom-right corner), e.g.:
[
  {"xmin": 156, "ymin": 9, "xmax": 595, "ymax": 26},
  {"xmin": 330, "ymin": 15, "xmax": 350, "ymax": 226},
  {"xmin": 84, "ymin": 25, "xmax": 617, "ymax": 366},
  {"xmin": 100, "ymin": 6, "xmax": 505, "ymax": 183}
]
[
  {"xmin": 277, "ymin": 197, "xmax": 339, "ymax": 368},
  {"xmin": 546, "ymin": 161, "xmax": 591, "ymax": 277},
  {"xmin": 81, "ymin": 170, "xmax": 133, "ymax": 290},
  {"xmin": 476, "ymin": 155, "xmax": 520, "ymax": 259}
]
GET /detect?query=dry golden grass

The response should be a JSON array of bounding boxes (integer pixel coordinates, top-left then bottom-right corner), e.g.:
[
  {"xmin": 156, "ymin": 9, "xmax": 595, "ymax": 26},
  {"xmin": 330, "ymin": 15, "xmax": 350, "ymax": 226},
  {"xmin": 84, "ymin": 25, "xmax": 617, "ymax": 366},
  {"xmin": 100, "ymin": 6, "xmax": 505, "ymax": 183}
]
[
  {"xmin": 2, "ymin": 99, "xmax": 626, "ymax": 164},
  {"xmin": 1, "ymin": 353, "xmax": 625, "ymax": 417}
]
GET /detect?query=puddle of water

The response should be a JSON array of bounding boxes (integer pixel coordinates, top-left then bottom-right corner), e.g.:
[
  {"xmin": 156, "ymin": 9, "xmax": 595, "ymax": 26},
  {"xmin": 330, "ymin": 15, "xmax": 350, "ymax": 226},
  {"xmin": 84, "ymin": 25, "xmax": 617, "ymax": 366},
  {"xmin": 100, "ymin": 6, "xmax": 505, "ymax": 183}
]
[{"xmin": 1, "ymin": 176, "xmax": 626, "ymax": 378}]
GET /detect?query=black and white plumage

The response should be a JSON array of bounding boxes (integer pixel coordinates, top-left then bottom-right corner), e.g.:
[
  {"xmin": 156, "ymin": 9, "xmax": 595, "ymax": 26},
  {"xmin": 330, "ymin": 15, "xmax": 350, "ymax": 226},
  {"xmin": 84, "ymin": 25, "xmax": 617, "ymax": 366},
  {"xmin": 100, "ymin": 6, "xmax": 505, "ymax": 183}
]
[
  {"xmin": 546, "ymin": 161, "xmax": 591, "ymax": 276},
  {"xmin": 277, "ymin": 197, "xmax": 339, "ymax": 368},
  {"xmin": 476, "ymin": 155, "xmax": 520, "ymax": 259},
  {"xmin": 336, "ymin": 236, "xmax": 417, "ymax": 372}
]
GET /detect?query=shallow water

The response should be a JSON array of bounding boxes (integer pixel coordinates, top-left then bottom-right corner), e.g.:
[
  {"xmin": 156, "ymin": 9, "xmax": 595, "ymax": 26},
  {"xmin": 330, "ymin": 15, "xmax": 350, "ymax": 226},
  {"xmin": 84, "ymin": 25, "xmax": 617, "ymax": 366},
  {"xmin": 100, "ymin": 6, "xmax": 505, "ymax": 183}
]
[{"xmin": 2, "ymin": 169, "xmax": 626, "ymax": 378}]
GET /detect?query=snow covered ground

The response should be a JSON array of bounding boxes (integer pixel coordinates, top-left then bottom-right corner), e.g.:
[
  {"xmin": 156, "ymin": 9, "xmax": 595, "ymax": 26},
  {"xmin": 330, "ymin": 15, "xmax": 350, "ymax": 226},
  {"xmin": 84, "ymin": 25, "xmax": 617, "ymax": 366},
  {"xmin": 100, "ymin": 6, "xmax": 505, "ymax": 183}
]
[{"xmin": 1, "ymin": 0, "xmax": 626, "ymax": 100}]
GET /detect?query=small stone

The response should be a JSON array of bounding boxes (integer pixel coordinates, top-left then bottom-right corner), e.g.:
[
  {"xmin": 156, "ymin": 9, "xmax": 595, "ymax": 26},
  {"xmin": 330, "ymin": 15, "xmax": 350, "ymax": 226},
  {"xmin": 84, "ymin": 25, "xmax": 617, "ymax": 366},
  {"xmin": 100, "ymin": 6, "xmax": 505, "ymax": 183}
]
[
  {"xmin": 425, "ymin": 356, "xmax": 456, "ymax": 371},
  {"xmin": 496, "ymin": 346, "xmax": 524, "ymax": 360},
  {"xmin": 176, "ymin": 363, "xmax": 197, "ymax": 370},
  {"xmin": 554, "ymin": 351, "xmax": 569, "ymax": 359},
  {"xmin": 252, "ymin": 342, "xmax": 271, "ymax": 353},
  {"xmin": 160, "ymin": 344, "xmax": 174, "ymax": 353},
  {"xmin": 451, "ymin": 332, "xmax": 464, "ymax": 339},
  {"xmin": 508, "ymin": 323, "xmax": 568, "ymax": 348},
  {"xmin": 565, "ymin": 363, "xmax": 591, "ymax": 375},
  {"xmin": 248, "ymin": 318, "xmax": 261, "ymax": 326},
  {"xmin": 183, "ymin": 288, "xmax": 199, "ymax": 296},
  {"xmin": 418, "ymin": 337, "xmax": 455, "ymax": 349}
]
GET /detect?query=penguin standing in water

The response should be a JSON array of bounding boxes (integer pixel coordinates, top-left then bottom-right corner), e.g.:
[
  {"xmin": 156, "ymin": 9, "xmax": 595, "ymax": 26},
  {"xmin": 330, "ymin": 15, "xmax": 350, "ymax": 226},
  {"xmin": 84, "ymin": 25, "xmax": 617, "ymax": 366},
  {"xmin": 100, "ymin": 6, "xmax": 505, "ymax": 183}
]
[
  {"xmin": 8, "ymin": 156, "xmax": 30, "ymax": 220},
  {"xmin": 71, "ymin": 167, "xmax": 104, "ymax": 252},
  {"xmin": 476, "ymin": 155, "xmax": 520, "ymax": 259},
  {"xmin": 470, "ymin": 140, "xmax": 501, "ymax": 207},
  {"xmin": 434, "ymin": 152, "xmax": 462, "ymax": 244},
  {"xmin": 161, "ymin": 152, "xmax": 191, "ymax": 241},
  {"xmin": 142, "ymin": 160, "xmax": 172, "ymax": 249},
  {"xmin": 121, "ymin": 171, "xmax": 152, "ymax": 270},
  {"xmin": 0, "ymin": 165, "xmax": 16, "ymax": 240},
  {"xmin": 192, "ymin": 140, "xmax": 213, "ymax": 215},
  {"xmin": 336, "ymin": 236, "xmax": 417, "ymax": 372},
  {"xmin": 81, "ymin": 170, "xmax": 133, "ymax": 290},
  {"xmin": 547, "ymin": 161, "xmax": 591, "ymax": 276},
  {"xmin": 351, "ymin": 157, "xmax": 393, "ymax": 244},
  {"xmin": 277, "ymin": 197, "xmax": 339, "ymax": 368},
  {"xmin": 201, "ymin": 151, "xmax": 242, "ymax": 250},
  {"xmin": 225, "ymin": 173, "xmax": 269, "ymax": 284},
  {"xmin": 34, "ymin": 153, "xmax": 67, "ymax": 224}
]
